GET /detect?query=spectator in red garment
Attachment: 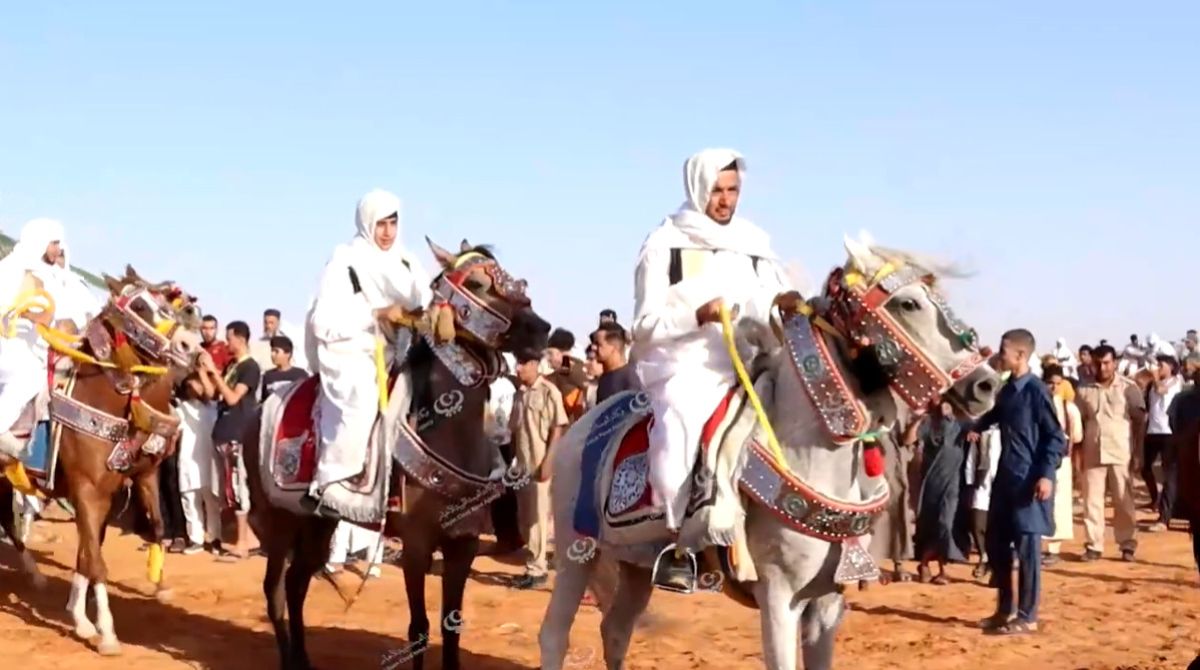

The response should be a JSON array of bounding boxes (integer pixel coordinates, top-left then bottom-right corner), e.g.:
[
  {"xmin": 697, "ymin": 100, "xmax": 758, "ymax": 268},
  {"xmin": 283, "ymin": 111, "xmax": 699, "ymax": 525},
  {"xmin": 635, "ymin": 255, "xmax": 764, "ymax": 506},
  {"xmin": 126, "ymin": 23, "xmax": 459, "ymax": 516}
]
[{"xmin": 200, "ymin": 314, "xmax": 232, "ymax": 371}]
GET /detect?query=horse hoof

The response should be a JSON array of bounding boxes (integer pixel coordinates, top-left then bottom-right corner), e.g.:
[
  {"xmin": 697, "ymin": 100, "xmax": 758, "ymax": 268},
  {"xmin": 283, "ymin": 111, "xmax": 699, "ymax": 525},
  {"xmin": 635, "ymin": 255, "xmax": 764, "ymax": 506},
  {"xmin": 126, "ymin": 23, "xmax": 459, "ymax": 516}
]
[
  {"xmin": 74, "ymin": 622, "xmax": 98, "ymax": 640},
  {"xmin": 155, "ymin": 587, "xmax": 174, "ymax": 604},
  {"xmin": 97, "ymin": 638, "xmax": 122, "ymax": 656}
]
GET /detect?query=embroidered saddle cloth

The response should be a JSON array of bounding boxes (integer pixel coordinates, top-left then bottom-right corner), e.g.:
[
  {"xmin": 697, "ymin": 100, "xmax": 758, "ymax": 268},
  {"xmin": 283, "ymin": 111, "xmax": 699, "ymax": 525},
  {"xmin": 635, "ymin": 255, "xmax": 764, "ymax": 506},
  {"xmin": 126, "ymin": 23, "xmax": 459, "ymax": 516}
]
[
  {"xmin": 257, "ymin": 373, "xmax": 409, "ymax": 524},
  {"xmin": 574, "ymin": 384, "xmax": 756, "ymax": 553}
]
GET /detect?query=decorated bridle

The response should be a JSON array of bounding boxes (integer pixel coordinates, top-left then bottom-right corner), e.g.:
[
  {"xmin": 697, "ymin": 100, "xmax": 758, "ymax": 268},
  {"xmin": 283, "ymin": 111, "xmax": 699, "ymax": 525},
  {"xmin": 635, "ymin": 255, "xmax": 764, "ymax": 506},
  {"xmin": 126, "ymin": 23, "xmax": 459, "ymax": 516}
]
[
  {"xmin": 782, "ymin": 261, "xmax": 988, "ymax": 444},
  {"xmin": 107, "ymin": 283, "xmax": 198, "ymax": 370},
  {"xmin": 421, "ymin": 251, "xmax": 530, "ymax": 387}
]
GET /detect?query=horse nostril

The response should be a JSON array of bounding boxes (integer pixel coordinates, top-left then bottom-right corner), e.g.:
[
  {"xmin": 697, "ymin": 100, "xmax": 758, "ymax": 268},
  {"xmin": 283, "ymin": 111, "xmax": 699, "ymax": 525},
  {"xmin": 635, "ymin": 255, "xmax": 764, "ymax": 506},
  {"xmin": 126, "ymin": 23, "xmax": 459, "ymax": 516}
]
[{"xmin": 977, "ymin": 381, "xmax": 994, "ymax": 394}]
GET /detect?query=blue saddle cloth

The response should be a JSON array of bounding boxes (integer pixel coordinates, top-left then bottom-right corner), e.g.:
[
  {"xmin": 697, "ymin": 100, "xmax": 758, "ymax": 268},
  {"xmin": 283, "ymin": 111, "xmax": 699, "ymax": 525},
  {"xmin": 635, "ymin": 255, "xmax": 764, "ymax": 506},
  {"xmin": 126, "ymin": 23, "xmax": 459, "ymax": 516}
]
[{"xmin": 20, "ymin": 421, "xmax": 55, "ymax": 481}]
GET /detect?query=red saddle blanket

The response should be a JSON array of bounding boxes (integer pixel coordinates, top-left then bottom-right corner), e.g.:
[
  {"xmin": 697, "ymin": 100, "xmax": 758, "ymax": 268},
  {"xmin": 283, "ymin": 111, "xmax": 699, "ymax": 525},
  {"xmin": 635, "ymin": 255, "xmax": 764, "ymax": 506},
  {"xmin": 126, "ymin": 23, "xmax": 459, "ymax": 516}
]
[
  {"xmin": 603, "ymin": 389, "xmax": 739, "ymax": 520},
  {"xmin": 271, "ymin": 375, "xmax": 322, "ymax": 487},
  {"xmin": 270, "ymin": 373, "xmax": 404, "ymax": 490}
]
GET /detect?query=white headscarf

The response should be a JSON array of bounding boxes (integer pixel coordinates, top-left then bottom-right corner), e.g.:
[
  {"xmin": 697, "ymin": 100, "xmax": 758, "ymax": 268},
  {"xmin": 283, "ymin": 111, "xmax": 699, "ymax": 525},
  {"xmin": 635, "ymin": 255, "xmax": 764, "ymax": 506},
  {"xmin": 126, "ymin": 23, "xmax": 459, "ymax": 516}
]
[
  {"xmin": 0, "ymin": 218, "xmax": 64, "ymax": 309},
  {"xmin": 638, "ymin": 148, "xmax": 776, "ymax": 262},
  {"xmin": 344, "ymin": 189, "xmax": 428, "ymax": 309}
]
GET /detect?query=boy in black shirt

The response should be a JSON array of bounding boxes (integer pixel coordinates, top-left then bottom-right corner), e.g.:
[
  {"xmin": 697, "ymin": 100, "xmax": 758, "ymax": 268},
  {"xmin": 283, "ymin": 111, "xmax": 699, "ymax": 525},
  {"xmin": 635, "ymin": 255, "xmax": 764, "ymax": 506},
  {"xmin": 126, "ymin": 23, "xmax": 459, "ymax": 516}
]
[
  {"xmin": 261, "ymin": 335, "xmax": 309, "ymax": 402},
  {"xmin": 200, "ymin": 320, "xmax": 261, "ymax": 560}
]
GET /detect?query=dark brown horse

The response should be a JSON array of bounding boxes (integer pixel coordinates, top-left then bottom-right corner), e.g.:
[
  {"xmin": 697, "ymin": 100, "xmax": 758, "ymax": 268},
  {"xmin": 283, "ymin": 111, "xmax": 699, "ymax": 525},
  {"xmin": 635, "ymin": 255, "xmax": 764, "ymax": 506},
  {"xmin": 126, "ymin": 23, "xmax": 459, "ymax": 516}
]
[
  {"xmin": 0, "ymin": 267, "xmax": 202, "ymax": 655},
  {"xmin": 244, "ymin": 239, "xmax": 550, "ymax": 670}
]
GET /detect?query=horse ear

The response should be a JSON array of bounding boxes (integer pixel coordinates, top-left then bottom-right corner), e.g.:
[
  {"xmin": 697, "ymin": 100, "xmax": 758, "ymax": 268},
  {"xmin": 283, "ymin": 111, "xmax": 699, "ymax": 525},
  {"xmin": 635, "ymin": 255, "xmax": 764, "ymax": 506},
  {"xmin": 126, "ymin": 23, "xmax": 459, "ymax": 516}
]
[
  {"xmin": 459, "ymin": 239, "xmax": 472, "ymax": 254},
  {"xmin": 426, "ymin": 237, "xmax": 457, "ymax": 269},
  {"xmin": 103, "ymin": 274, "xmax": 124, "ymax": 296},
  {"xmin": 843, "ymin": 233, "xmax": 875, "ymax": 273}
]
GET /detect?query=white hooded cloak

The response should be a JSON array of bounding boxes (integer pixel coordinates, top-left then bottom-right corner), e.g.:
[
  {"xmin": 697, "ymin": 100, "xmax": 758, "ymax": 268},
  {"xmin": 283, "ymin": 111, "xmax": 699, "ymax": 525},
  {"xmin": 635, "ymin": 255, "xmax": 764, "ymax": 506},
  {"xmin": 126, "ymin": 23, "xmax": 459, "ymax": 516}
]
[
  {"xmin": 0, "ymin": 219, "xmax": 65, "ymax": 435},
  {"xmin": 306, "ymin": 190, "xmax": 432, "ymax": 488},
  {"xmin": 632, "ymin": 149, "xmax": 791, "ymax": 527}
]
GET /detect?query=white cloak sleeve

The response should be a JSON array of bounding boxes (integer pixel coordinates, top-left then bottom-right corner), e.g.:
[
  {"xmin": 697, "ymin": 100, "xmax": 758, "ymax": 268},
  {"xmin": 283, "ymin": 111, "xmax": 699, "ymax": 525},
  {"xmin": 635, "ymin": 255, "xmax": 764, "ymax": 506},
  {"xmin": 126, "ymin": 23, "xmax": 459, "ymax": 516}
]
[
  {"xmin": 632, "ymin": 247, "xmax": 717, "ymax": 346},
  {"xmin": 741, "ymin": 258, "xmax": 793, "ymax": 324},
  {"xmin": 309, "ymin": 250, "xmax": 376, "ymax": 345}
]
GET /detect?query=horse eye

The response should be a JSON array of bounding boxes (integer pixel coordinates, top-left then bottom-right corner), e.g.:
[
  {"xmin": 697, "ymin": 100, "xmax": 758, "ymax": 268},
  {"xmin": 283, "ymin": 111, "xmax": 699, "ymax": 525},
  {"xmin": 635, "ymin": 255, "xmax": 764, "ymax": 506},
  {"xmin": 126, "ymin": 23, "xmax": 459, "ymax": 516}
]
[{"xmin": 900, "ymin": 299, "xmax": 921, "ymax": 312}]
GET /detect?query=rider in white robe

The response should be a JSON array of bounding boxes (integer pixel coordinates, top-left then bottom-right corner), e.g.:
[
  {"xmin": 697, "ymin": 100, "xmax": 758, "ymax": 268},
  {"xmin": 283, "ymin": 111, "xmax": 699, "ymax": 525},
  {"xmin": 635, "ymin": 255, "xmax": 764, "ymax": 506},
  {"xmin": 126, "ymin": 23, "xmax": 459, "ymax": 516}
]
[
  {"xmin": 0, "ymin": 219, "xmax": 67, "ymax": 460},
  {"xmin": 305, "ymin": 190, "xmax": 432, "ymax": 505},
  {"xmin": 51, "ymin": 245, "xmax": 105, "ymax": 329},
  {"xmin": 633, "ymin": 150, "xmax": 791, "ymax": 585}
]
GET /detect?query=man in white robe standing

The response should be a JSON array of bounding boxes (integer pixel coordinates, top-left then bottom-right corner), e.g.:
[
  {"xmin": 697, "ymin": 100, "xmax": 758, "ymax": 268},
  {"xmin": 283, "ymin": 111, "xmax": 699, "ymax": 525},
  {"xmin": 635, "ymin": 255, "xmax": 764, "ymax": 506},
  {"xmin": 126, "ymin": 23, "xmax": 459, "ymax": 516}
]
[
  {"xmin": 304, "ymin": 189, "xmax": 432, "ymax": 519},
  {"xmin": 632, "ymin": 149, "xmax": 797, "ymax": 590}
]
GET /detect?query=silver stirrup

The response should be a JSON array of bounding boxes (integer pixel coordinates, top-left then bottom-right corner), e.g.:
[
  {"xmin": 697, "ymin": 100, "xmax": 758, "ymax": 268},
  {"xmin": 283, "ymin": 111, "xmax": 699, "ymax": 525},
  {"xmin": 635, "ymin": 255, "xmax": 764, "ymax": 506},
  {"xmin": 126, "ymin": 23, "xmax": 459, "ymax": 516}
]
[{"xmin": 651, "ymin": 543, "xmax": 698, "ymax": 594}]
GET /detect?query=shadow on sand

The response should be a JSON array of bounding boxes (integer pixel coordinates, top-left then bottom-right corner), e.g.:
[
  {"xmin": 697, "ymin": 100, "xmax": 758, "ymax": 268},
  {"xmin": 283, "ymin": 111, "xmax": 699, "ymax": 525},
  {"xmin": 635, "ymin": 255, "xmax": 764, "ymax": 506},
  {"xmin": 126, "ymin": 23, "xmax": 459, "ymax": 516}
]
[{"xmin": 0, "ymin": 554, "xmax": 534, "ymax": 670}]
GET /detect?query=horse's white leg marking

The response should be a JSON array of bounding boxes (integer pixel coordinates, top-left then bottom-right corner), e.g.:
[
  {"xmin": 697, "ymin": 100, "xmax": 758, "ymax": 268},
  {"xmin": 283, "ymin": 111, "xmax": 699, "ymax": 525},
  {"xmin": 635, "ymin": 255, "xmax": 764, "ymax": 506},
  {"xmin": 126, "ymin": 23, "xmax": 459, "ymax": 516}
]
[
  {"xmin": 19, "ymin": 549, "xmax": 46, "ymax": 589},
  {"xmin": 538, "ymin": 553, "xmax": 595, "ymax": 670},
  {"xmin": 800, "ymin": 592, "xmax": 845, "ymax": 670},
  {"xmin": 755, "ymin": 578, "xmax": 803, "ymax": 670},
  {"xmin": 92, "ymin": 582, "xmax": 121, "ymax": 655},
  {"xmin": 67, "ymin": 572, "xmax": 97, "ymax": 639},
  {"xmin": 600, "ymin": 562, "xmax": 653, "ymax": 670}
]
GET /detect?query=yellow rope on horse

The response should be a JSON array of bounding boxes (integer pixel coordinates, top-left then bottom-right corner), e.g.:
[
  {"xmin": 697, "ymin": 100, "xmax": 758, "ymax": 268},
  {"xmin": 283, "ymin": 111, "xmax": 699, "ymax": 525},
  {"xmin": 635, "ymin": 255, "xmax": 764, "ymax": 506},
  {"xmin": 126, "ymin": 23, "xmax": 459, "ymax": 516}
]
[
  {"xmin": 375, "ymin": 335, "xmax": 389, "ymax": 414},
  {"xmin": 5, "ymin": 287, "xmax": 169, "ymax": 375},
  {"xmin": 35, "ymin": 323, "xmax": 169, "ymax": 375},
  {"xmin": 718, "ymin": 304, "xmax": 788, "ymax": 470}
]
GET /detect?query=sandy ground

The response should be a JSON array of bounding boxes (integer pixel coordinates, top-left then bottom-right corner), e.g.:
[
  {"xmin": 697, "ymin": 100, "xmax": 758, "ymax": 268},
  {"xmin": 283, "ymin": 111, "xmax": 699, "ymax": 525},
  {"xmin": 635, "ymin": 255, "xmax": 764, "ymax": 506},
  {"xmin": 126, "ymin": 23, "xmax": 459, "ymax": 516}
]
[{"xmin": 3, "ymin": 504, "xmax": 1199, "ymax": 670}]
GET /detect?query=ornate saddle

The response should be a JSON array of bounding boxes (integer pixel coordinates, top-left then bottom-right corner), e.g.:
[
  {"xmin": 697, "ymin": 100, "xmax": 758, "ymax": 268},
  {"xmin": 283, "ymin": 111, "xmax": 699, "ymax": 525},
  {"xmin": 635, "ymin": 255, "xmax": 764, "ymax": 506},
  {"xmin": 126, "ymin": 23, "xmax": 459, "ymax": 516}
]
[{"xmin": 259, "ymin": 358, "xmax": 508, "ymax": 531}]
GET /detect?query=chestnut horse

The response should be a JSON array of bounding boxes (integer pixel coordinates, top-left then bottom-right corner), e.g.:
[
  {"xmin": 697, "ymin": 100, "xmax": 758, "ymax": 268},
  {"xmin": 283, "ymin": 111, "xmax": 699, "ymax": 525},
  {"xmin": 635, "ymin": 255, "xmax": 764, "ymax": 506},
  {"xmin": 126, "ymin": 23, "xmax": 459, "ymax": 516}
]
[
  {"xmin": 0, "ymin": 267, "xmax": 202, "ymax": 655},
  {"xmin": 244, "ymin": 239, "xmax": 550, "ymax": 670}
]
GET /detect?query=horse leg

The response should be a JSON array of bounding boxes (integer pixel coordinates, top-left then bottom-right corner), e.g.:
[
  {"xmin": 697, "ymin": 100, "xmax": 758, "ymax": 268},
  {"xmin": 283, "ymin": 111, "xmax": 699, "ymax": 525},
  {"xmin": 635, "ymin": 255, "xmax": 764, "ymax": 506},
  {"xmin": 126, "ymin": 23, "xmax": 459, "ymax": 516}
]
[
  {"xmin": 799, "ymin": 592, "xmax": 845, "ymax": 670},
  {"xmin": 133, "ymin": 470, "xmax": 172, "ymax": 602},
  {"xmin": 263, "ymin": 531, "xmax": 292, "ymax": 670},
  {"xmin": 75, "ymin": 485, "xmax": 120, "ymax": 654},
  {"xmin": 285, "ymin": 521, "xmax": 337, "ymax": 670},
  {"xmin": 0, "ymin": 479, "xmax": 45, "ymax": 589},
  {"xmin": 401, "ymin": 535, "xmax": 434, "ymax": 670},
  {"xmin": 599, "ymin": 562, "xmax": 654, "ymax": 670},
  {"xmin": 755, "ymin": 577, "xmax": 803, "ymax": 670},
  {"xmin": 438, "ymin": 534, "xmax": 479, "ymax": 670},
  {"xmin": 538, "ymin": 552, "xmax": 596, "ymax": 670}
]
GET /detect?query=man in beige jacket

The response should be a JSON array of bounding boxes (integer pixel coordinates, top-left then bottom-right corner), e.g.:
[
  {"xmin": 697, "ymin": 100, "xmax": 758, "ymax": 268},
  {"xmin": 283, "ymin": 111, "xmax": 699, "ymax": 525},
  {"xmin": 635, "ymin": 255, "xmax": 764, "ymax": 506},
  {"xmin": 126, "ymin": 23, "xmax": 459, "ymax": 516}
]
[{"xmin": 1074, "ymin": 345, "xmax": 1146, "ymax": 562}]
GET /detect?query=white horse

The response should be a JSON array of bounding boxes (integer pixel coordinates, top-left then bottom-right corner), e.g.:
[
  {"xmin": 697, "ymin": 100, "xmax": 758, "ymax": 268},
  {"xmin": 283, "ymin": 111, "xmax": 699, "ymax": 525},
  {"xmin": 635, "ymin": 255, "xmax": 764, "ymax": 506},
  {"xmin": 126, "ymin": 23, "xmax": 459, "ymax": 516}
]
[{"xmin": 539, "ymin": 236, "xmax": 1001, "ymax": 670}]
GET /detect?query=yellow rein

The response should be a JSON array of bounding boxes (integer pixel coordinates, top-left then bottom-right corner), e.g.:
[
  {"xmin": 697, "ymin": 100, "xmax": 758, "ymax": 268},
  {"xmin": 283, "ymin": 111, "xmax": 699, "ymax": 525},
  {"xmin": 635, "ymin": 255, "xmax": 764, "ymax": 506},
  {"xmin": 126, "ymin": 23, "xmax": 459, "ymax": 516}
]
[
  {"xmin": 718, "ymin": 304, "xmax": 788, "ymax": 471},
  {"xmin": 4, "ymin": 288, "xmax": 170, "ymax": 376}
]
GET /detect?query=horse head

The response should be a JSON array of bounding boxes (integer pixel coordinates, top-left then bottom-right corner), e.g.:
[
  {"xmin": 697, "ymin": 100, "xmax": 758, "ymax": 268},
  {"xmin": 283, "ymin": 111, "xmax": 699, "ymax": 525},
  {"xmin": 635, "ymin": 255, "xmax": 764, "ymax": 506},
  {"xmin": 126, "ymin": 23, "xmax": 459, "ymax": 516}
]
[
  {"xmin": 831, "ymin": 232, "xmax": 1000, "ymax": 419},
  {"xmin": 101, "ymin": 265, "xmax": 203, "ymax": 372},
  {"xmin": 426, "ymin": 238, "xmax": 551, "ymax": 357}
]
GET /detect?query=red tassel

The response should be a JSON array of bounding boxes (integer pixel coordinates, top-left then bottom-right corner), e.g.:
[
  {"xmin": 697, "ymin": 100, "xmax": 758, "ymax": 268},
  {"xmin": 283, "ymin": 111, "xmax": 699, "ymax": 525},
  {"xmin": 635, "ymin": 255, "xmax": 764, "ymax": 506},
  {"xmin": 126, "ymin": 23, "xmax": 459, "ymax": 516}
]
[{"xmin": 863, "ymin": 445, "xmax": 885, "ymax": 478}]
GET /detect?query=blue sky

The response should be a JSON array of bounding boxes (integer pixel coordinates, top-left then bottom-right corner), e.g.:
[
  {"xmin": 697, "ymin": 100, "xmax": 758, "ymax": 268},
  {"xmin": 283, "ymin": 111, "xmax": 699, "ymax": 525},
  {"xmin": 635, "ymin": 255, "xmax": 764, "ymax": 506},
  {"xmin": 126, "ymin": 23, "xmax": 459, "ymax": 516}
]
[{"xmin": 2, "ymin": 1, "xmax": 1197, "ymax": 353}]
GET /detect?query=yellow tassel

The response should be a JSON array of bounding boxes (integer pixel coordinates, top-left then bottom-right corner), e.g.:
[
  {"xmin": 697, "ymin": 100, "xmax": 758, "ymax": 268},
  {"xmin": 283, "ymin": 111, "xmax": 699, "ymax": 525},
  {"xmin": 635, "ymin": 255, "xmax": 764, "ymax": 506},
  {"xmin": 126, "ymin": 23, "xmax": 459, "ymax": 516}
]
[
  {"xmin": 154, "ymin": 319, "xmax": 177, "ymax": 336},
  {"xmin": 719, "ymin": 304, "xmax": 788, "ymax": 471},
  {"xmin": 3, "ymin": 461, "xmax": 37, "ymax": 497},
  {"xmin": 433, "ymin": 304, "xmax": 456, "ymax": 344},
  {"xmin": 147, "ymin": 542, "xmax": 164, "ymax": 584},
  {"xmin": 375, "ymin": 336, "xmax": 389, "ymax": 414},
  {"xmin": 130, "ymin": 398, "xmax": 154, "ymax": 433}
]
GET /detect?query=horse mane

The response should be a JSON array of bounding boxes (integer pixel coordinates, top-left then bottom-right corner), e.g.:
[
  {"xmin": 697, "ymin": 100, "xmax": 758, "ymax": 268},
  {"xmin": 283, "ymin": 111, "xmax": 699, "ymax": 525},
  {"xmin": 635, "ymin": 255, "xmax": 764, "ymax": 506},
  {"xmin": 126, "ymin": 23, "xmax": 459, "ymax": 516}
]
[
  {"xmin": 462, "ymin": 244, "xmax": 496, "ymax": 261},
  {"xmin": 859, "ymin": 244, "xmax": 974, "ymax": 281}
]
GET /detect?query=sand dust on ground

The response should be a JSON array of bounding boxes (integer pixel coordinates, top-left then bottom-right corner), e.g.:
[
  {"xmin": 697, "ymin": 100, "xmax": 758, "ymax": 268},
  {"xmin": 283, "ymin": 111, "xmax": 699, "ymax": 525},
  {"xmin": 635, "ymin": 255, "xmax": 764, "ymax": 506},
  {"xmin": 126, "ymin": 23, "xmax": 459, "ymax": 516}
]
[{"xmin": 3, "ymin": 505, "xmax": 1199, "ymax": 670}]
